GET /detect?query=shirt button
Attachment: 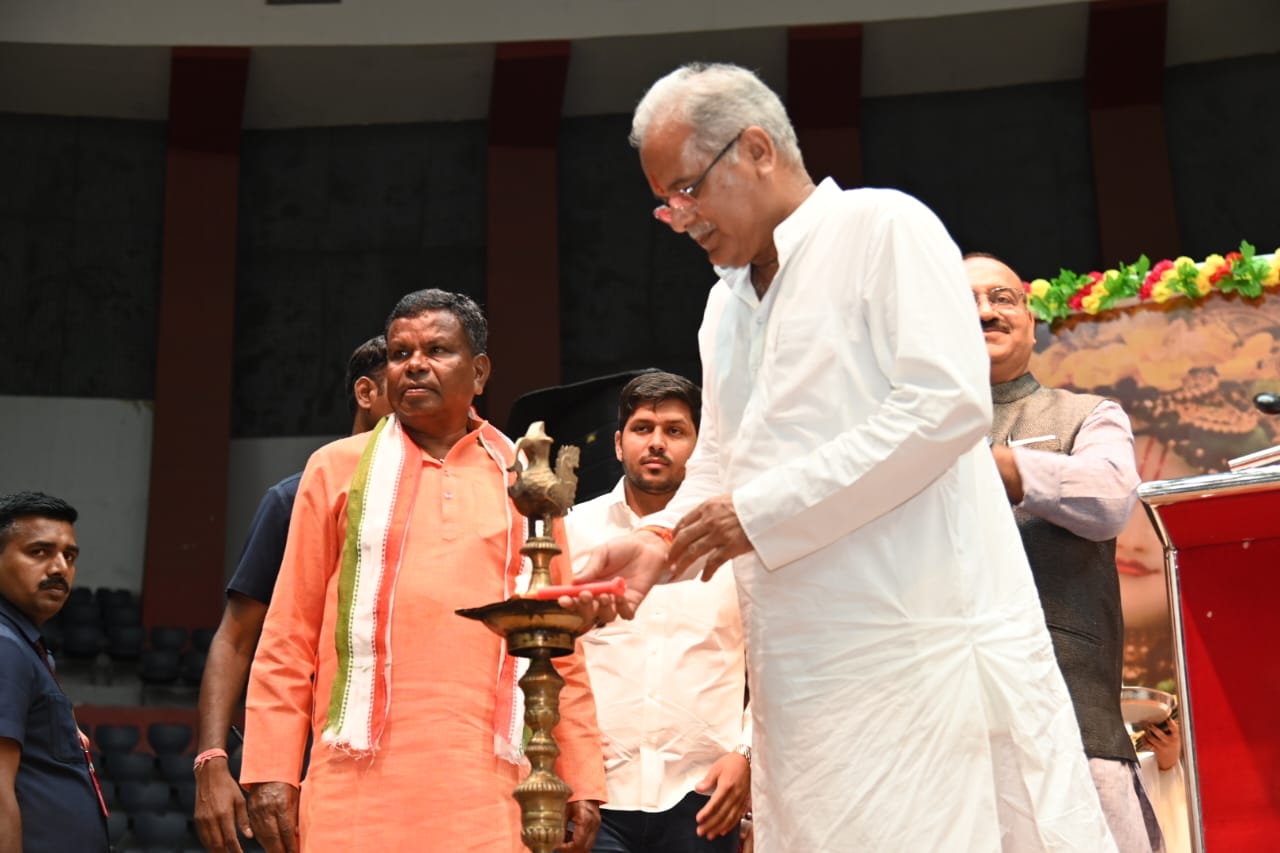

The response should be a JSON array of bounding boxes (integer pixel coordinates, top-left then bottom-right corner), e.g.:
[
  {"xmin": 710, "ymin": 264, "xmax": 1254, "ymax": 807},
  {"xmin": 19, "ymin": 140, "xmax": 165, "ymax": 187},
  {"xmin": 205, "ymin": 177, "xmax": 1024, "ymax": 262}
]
[{"xmin": 444, "ymin": 492, "xmax": 454, "ymax": 500}]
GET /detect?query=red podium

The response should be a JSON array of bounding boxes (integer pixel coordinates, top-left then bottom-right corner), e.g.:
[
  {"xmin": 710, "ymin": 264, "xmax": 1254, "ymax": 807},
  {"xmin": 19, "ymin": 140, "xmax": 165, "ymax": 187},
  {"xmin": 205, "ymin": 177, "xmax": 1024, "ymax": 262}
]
[{"xmin": 1139, "ymin": 466, "xmax": 1280, "ymax": 851}]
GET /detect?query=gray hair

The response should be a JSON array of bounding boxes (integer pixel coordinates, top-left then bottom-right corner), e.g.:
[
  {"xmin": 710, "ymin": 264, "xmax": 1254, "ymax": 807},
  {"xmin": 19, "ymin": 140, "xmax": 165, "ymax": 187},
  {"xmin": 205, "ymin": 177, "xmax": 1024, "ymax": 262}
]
[{"xmin": 629, "ymin": 63, "xmax": 803, "ymax": 167}]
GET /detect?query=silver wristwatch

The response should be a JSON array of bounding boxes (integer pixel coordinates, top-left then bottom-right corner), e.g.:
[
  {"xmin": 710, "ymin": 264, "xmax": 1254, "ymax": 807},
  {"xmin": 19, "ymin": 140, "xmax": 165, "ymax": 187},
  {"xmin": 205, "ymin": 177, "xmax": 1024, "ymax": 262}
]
[{"xmin": 733, "ymin": 743, "xmax": 752, "ymax": 763}]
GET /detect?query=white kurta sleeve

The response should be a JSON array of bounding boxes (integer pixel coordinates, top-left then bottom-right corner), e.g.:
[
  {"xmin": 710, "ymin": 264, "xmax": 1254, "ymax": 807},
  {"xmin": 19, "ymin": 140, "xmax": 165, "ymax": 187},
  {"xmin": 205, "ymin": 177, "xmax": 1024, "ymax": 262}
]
[{"xmin": 733, "ymin": 193, "xmax": 994, "ymax": 570}]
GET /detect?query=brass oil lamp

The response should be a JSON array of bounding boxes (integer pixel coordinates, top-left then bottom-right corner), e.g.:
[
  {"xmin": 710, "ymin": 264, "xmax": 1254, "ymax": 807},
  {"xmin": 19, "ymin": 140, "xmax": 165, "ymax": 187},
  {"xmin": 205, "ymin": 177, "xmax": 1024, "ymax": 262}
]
[{"xmin": 456, "ymin": 421, "xmax": 591, "ymax": 853}]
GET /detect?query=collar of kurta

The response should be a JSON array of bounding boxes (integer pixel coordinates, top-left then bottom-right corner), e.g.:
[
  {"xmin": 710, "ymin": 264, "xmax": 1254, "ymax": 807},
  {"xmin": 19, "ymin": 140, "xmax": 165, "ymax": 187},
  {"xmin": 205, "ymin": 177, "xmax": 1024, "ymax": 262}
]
[
  {"xmin": 713, "ymin": 176, "xmax": 843, "ymax": 295},
  {"xmin": 992, "ymin": 372, "xmax": 1041, "ymax": 405},
  {"xmin": 602, "ymin": 477, "xmax": 639, "ymax": 527}
]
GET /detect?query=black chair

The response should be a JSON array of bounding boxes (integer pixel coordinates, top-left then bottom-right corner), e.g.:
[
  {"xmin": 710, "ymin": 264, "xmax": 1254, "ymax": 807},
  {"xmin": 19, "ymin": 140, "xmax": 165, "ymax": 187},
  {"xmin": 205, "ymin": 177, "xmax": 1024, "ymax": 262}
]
[
  {"xmin": 173, "ymin": 778, "xmax": 197, "ymax": 813},
  {"xmin": 106, "ymin": 624, "xmax": 146, "ymax": 661},
  {"xmin": 190, "ymin": 627, "xmax": 217, "ymax": 653},
  {"xmin": 60, "ymin": 624, "xmax": 104, "ymax": 661},
  {"xmin": 155, "ymin": 753, "xmax": 193, "ymax": 785},
  {"xmin": 68, "ymin": 585, "xmax": 94, "ymax": 605},
  {"xmin": 95, "ymin": 724, "xmax": 142, "ymax": 755},
  {"xmin": 131, "ymin": 810, "xmax": 190, "ymax": 847},
  {"xmin": 147, "ymin": 723, "xmax": 193, "ymax": 756},
  {"xmin": 39, "ymin": 620, "xmax": 64, "ymax": 654},
  {"xmin": 101, "ymin": 751, "xmax": 156, "ymax": 784},
  {"xmin": 117, "ymin": 780, "xmax": 172, "ymax": 815},
  {"xmin": 138, "ymin": 649, "xmax": 181, "ymax": 685},
  {"xmin": 61, "ymin": 598, "xmax": 101, "ymax": 627},
  {"xmin": 149, "ymin": 626, "xmax": 189, "ymax": 653},
  {"xmin": 105, "ymin": 809, "xmax": 130, "ymax": 846},
  {"xmin": 103, "ymin": 601, "xmax": 143, "ymax": 629},
  {"xmin": 179, "ymin": 649, "xmax": 207, "ymax": 686}
]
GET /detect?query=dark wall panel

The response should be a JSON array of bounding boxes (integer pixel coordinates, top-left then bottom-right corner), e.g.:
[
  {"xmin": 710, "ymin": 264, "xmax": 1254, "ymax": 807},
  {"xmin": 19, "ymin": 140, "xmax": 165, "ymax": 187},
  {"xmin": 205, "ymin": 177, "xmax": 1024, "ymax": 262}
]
[
  {"xmin": 3, "ymin": 53, "xmax": 1277, "ymax": 436},
  {"xmin": 231, "ymin": 120, "xmax": 488, "ymax": 437},
  {"xmin": 0, "ymin": 114, "xmax": 165, "ymax": 398},
  {"xmin": 861, "ymin": 80, "xmax": 1100, "ymax": 279},
  {"xmin": 557, "ymin": 114, "xmax": 709, "ymax": 387},
  {"xmin": 1165, "ymin": 54, "xmax": 1280, "ymax": 259}
]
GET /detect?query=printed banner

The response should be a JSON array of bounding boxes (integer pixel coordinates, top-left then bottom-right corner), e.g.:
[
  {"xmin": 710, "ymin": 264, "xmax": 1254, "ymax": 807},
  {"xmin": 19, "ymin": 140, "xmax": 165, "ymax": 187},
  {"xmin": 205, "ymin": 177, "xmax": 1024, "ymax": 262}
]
[{"xmin": 1030, "ymin": 291, "xmax": 1280, "ymax": 688}]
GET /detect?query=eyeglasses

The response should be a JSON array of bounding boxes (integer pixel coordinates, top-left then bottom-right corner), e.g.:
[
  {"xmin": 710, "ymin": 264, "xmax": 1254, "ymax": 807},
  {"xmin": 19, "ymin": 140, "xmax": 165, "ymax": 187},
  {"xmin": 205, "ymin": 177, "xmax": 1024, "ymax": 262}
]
[
  {"xmin": 973, "ymin": 286, "xmax": 1026, "ymax": 311},
  {"xmin": 653, "ymin": 130, "xmax": 744, "ymax": 225}
]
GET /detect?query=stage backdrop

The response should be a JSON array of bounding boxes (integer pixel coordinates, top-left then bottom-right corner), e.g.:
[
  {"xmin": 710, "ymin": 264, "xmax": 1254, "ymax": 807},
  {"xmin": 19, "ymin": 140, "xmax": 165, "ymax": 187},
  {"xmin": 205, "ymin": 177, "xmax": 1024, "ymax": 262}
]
[{"xmin": 1028, "ymin": 288, "xmax": 1280, "ymax": 689}]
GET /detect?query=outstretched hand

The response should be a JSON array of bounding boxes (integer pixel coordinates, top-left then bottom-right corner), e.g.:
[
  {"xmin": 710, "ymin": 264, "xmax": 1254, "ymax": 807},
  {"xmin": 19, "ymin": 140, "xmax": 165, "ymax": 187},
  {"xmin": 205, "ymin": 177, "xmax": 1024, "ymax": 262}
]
[{"xmin": 560, "ymin": 530, "xmax": 670, "ymax": 621}]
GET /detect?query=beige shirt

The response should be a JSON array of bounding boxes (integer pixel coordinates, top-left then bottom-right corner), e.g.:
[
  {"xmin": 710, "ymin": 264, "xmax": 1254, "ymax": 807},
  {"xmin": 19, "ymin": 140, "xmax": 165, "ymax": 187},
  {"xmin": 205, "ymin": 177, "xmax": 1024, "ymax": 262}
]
[{"xmin": 567, "ymin": 478, "xmax": 749, "ymax": 813}]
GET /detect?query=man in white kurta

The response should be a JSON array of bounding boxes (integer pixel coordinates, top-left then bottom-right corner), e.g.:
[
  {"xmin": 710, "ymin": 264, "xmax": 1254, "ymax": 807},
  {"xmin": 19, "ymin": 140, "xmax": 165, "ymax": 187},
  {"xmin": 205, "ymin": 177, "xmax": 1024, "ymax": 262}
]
[{"xmin": 571, "ymin": 63, "xmax": 1118, "ymax": 852}]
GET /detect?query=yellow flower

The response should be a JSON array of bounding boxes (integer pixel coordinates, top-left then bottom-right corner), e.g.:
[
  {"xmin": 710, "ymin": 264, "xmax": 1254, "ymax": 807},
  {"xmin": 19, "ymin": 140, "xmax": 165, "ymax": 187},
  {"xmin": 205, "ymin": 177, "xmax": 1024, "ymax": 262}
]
[
  {"xmin": 1082, "ymin": 292, "xmax": 1104, "ymax": 313},
  {"xmin": 1030, "ymin": 278, "xmax": 1050, "ymax": 299},
  {"xmin": 1151, "ymin": 281, "xmax": 1175, "ymax": 302},
  {"xmin": 1266, "ymin": 254, "xmax": 1280, "ymax": 288},
  {"xmin": 1196, "ymin": 254, "xmax": 1223, "ymax": 296}
]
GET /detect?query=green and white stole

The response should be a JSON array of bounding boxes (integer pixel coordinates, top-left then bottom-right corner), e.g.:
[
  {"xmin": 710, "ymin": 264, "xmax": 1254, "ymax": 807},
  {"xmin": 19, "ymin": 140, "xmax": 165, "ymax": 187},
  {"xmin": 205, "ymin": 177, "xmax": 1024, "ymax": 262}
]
[{"xmin": 322, "ymin": 414, "xmax": 531, "ymax": 764}]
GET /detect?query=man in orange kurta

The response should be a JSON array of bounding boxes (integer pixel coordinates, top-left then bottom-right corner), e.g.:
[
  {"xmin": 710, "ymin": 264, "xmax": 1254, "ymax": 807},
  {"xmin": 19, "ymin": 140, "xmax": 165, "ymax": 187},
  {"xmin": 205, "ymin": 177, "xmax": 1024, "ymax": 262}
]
[{"xmin": 241, "ymin": 289, "xmax": 606, "ymax": 852}]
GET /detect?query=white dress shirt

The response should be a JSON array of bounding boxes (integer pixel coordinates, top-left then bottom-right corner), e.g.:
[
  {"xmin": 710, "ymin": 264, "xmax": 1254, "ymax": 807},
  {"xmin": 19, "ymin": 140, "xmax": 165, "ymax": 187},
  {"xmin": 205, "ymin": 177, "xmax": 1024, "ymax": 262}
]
[
  {"xmin": 647, "ymin": 180, "xmax": 1116, "ymax": 852},
  {"xmin": 567, "ymin": 478, "xmax": 749, "ymax": 813}
]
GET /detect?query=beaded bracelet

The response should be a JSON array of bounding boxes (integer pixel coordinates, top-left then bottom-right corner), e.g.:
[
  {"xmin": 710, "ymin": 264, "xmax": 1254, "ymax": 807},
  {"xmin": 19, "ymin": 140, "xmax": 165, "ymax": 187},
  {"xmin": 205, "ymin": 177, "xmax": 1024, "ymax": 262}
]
[{"xmin": 193, "ymin": 748, "xmax": 229, "ymax": 771}]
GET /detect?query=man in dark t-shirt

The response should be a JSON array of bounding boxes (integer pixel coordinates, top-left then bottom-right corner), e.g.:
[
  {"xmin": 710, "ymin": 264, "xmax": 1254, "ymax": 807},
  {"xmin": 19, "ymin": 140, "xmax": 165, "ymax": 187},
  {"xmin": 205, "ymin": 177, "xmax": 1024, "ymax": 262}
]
[
  {"xmin": 0, "ymin": 491, "xmax": 109, "ymax": 853},
  {"xmin": 193, "ymin": 335, "xmax": 392, "ymax": 852}
]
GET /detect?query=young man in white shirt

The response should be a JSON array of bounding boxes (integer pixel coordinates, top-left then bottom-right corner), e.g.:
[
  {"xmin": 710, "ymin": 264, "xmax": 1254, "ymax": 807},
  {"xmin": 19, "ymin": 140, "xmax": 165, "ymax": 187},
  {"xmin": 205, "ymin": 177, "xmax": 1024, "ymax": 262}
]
[{"xmin": 567, "ymin": 371, "xmax": 750, "ymax": 853}]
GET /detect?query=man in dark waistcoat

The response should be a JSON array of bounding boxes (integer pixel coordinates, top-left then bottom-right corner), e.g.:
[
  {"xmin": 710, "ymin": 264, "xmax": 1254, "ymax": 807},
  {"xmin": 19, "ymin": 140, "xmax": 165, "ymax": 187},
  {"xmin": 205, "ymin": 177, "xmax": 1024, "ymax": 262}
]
[{"xmin": 966, "ymin": 254, "xmax": 1165, "ymax": 853}]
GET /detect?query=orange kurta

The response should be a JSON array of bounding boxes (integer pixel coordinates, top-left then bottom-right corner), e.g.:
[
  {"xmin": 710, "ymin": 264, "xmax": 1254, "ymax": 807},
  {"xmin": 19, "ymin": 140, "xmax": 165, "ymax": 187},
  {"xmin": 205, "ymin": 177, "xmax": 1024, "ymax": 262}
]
[{"xmin": 242, "ymin": 421, "xmax": 606, "ymax": 851}]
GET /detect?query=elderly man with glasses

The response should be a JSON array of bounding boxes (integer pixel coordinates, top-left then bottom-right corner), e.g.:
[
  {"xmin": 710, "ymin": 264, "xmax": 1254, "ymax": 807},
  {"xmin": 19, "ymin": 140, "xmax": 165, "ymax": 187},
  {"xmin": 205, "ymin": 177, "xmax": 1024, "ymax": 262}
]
[
  {"xmin": 967, "ymin": 253, "xmax": 1160, "ymax": 853},
  {"xmin": 570, "ymin": 63, "xmax": 1119, "ymax": 852}
]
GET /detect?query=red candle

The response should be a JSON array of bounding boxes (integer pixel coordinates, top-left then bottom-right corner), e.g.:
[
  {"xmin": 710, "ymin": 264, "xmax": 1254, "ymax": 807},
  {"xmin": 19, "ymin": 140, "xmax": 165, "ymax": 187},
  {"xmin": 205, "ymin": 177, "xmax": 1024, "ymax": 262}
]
[{"xmin": 526, "ymin": 577, "xmax": 626, "ymax": 600}]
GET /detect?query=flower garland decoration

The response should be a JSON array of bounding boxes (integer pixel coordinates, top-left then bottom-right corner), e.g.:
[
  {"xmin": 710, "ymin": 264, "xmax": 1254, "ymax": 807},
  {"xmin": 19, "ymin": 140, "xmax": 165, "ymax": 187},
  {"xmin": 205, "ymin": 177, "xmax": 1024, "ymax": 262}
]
[{"xmin": 1026, "ymin": 240, "xmax": 1280, "ymax": 322}]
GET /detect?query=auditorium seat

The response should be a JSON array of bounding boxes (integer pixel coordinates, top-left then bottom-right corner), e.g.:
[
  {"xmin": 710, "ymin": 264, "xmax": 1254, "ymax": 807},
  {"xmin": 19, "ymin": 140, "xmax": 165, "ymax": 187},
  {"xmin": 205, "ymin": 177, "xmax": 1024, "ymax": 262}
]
[
  {"xmin": 60, "ymin": 623, "xmax": 104, "ymax": 661},
  {"xmin": 179, "ymin": 649, "xmax": 207, "ymax": 686},
  {"xmin": 105, "ymin": 809, "xmax": 130, "ymax": 847},
  {"xmin": 138, "ymin": 649, "xmax": 181, "ymax": 685},
  {"xmin": 156, "ymin": 753, "xmax": 193, "ymax": 785},
  {"xmin": 173, "ymin": 778, "xmax": 197, "ymax": 813},
  {"xmin": 149, "ymin": 626, "xmax": 189, "ymax": 653},
  {"xmin": 130, "ymin": 810, "xmax": 191, "ymax": 848},
  {"xmin": 190, "ymin": 627, "xmax": 217, "ymax": 653},
  {"xmin": 107, "ymin": 624, "xmax": 146, "ymax": 661},
  {"xmin": 38, "ymin": 619, "xmax": 63, "ymax": 654},
  {"xmin": 101, "ymin": 751, "xmax": 156, "ymax": 784},
  {"xmin": 117, "ymin": 779, "xmax": 172, "ymax": 815},
  {"xmin": 95, "ymin": 724, "xmax": 142, "ymax": 755},
  {"xmin": 147, "ymin": 722, "xmax": 194, "ymax": 755},
  {"xmin": 62, "ymin": 597, "xmax": 102, "ymax": 628},
  {"xmin": 103, "ymin": 601, "xmax": 143, "ymax": 629}
]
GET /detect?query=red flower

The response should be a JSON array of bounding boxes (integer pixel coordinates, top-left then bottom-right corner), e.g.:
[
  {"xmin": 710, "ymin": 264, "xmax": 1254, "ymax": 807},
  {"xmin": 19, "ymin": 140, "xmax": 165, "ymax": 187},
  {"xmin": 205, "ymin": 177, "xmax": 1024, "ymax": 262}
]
[
  {"xmin": 1144, "ymin": 259, "xmax": 1174, "ymax": 285},
  {"xmin": 1141, "ymin": 259, "xmax": 1174, "ymax": 300},
  {"xmin": 1209, "ymin": 260, "xmax": 1233, "ymax": 285}
]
